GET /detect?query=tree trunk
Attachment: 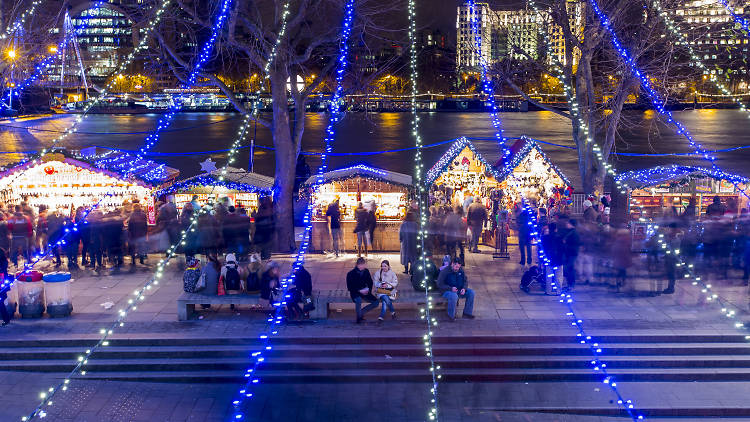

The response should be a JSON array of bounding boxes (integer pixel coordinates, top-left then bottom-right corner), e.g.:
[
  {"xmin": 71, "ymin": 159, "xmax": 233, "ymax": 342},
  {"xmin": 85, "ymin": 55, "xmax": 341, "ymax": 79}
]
[{"xmin": 269, "ymin": 68, "xmax": 298, "ymax": 253}]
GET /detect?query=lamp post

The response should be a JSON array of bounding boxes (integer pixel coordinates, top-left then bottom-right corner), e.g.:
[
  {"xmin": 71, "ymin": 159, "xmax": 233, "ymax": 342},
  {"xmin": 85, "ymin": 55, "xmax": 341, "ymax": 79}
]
[{"xmin": 7, "ymin": 48, "xmax": 16, "ymax": 110}]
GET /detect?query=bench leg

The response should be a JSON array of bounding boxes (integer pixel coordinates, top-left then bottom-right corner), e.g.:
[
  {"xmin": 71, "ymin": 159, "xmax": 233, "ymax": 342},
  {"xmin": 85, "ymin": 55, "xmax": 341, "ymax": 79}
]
[
  {"xmin": 309, "ymin": 297, "xmax": 327, "ymax": 319},
  {"xmin": 178, "ymin": 303, "xmax": 195, "ymax": 321}
]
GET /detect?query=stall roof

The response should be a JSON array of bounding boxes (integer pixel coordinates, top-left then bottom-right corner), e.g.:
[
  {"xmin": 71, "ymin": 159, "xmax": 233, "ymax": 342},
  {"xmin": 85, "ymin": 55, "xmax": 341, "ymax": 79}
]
[
  {"xmin": 0, "ymin": 149, "xmax": 178, "ymax": 187},
  {"xmin": 305, "ymin": 164, "xmax": 413, "ymax": 187},
  {"xmin": 155, "ymin": 167, "xmax": 275, "ymax": 196},
  {"xmin": 615, "ymin": 165, "xmax": 750, "ymax": 189},
  {"xmin": 85, "ymin": 148, "xmax": 180, "ymax": 184},
  {"xmin": 493, "ymin": 137, "xmax": 572, "ymax": 186},
  {"xmin": 425, "ymin": 137, "xmax": 498, "ymax": 186}
]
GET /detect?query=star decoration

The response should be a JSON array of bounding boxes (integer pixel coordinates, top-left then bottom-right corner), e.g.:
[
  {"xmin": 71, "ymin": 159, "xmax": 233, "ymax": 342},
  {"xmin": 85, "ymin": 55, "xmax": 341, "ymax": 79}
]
[{"xmin": 200, "ymin": 158, "xmax": 217, "ymax": 174}]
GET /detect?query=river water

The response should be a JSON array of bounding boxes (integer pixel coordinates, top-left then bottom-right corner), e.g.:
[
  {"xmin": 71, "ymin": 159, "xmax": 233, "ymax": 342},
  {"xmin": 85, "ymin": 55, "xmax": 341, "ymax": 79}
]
[{"xmin": 1, "ymin": 110, "xmax": 749, "ymax": 188}]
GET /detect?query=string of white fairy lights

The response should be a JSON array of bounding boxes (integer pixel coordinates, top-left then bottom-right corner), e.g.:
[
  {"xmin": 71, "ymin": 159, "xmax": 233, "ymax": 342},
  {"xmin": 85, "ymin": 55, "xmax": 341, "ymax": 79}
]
[
  {"xmin": 229, "ymin": 1, "xmax": 355, "ymax": 420},
  {"xmin": 408, "ymin": 0, "xmax": 440, "ymax": 420},
  {"xmin": 0, "ymin": 0, "xmax": 45, "ymax": 40},
  {"xmin": 19, "ymin": 96, "xmax": 254, "ymax": 422},
  {"xmin": 2, "ymin": 0, "xmax": 234, "ymax": 284},
  {"xmin": 651, "ymin": 0, "xmax": 750, "ymax": 118},
  {"xmin": 12, "ymin": 2, "xmax": 240, "ymax": 418},
  {"xmin": 717, "ymin": 0, "xmax": 750, "ymax": 35},
  {"xmin": 0, "ymin": 0, "xmax": 172, "ymax": 182},
  {"xmin": 479, "ymin": 2, "xmax": 645, "ymax": 418}
]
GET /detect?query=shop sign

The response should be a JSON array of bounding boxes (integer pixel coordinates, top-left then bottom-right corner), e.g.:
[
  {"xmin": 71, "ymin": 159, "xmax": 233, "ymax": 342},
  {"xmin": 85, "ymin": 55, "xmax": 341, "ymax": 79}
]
[{"xmin": 147, "ymin": 196, "xmax": 156, "ymax": 226}]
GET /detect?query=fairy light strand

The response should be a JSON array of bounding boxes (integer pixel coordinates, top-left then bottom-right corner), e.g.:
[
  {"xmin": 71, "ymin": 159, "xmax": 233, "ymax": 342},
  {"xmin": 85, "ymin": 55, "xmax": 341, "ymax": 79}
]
[
  {"xmin": 229, "ymin": 1, "xmax": 355, "ymax": 420},
  {"xmin": 651, "ymin": 0, "xmax": 750, "ymax": 118},
  {"xmin": 18, "ymin": 106, "xmax": 254, "ymax": 422},
  {"xmin": 0, "ymin": 0, "xmax": 45, "ymax": 40},
  {"xmin": 587, "ymin": 0, "xmax": 750, "ymax": 202},
  {"xmin": 409, "ymin": 0, "xmax": 440, "ymax": 420}
]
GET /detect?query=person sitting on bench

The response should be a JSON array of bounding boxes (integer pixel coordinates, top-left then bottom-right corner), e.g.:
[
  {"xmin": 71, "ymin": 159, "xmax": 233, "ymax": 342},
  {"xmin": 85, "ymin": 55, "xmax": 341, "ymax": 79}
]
[{"xmin": 436, "ymin": 257, "xmax": 475, "ymax": 321}]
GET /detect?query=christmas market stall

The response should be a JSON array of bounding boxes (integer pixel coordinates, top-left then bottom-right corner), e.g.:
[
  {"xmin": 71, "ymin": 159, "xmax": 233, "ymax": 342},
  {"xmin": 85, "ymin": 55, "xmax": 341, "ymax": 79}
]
[
  {"xmin": 616, "ymin": 165, "xmax": 749, "ymax": 222},
  {"xmin": 493, "ymin": 137, "xmax": 573, "ymax": 210},
  {"xmin": 304, "ymin": 164, "xmax": 412, "ymax": 252},
  {"xmin": 0, "ymin": 148, "xmax": 178, "ymax": 215},
  {"xmin": 154, "ymin": 166, "xmax": 275, "ymax": 214}
]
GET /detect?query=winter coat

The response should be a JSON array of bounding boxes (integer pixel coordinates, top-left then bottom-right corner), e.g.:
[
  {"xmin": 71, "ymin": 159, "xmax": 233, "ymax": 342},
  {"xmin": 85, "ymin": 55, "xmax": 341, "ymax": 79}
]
[
  {"xmin": 200, "ymin": 261, "xmax": 220, "ymax": 296},
  {"xmin": 372, "ymin": 269, "xmax": 399, "ymax": 299},
  {"xmin": 353, "ymin": 208, "xmax": 369, "ymax": 233},
  {"xmin": 443, "ymin": 213, "xmax": 466, "ymax": 243},
  {"xmin": 399, "ymin": 220, "xmax": 418, "ymax": 266},
  {"xmin": 346, "ymin": 267, "xmax": 374, "ymax": 301},
  {"xmin": 436, "ymin": 266, "xmax": 468, "ymax": 292},
  {"xmin": 128, "ymin": 210, "xmax": 148, "ymax": 240},
  {"xmin": 467, "ymin": 202, "xmax": 488, "ymax": 228}
]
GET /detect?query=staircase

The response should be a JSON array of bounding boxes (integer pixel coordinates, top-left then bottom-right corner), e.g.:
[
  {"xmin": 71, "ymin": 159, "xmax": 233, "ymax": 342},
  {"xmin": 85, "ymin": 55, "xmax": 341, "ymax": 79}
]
[{"xmin": 2, "ymin": 334, "xmax": 750, "ymax": 383}]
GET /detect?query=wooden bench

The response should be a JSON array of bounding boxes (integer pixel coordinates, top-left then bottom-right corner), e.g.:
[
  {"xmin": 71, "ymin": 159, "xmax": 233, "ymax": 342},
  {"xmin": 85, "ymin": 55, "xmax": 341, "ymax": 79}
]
[
  {"xmin": 177, "ymin": 292, "xmax": 261, "ymax": 321},
  {"xmin": 309, "ymin": 289, "xmax": 445, "ymax": 319}
]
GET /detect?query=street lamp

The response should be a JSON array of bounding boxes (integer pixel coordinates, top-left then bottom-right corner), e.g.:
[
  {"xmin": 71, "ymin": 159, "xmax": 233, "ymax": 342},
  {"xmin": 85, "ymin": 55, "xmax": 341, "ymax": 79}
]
[
  {"xmin": 6, "ymin": 49, "xmax": 16, "ymax": 110},
  {"xmin": 48, "ymin": 46, "xmax": 58, "ymax": 54}
]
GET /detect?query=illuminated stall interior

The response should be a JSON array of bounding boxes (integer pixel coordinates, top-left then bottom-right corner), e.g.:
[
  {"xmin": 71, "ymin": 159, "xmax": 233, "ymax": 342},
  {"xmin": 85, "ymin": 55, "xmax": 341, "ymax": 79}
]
[
  {"xmin": 616, "ymin": 165, "xmax": 749, "ymax": 221},
  {"xmin": 0, "ymin": 149, "xmax": 178, "ymax": 214},
  {"xmin": 157, "ymin": 167, "xmax": 274, "ymax": 214},
  {"xmin": 304, "ymin": 164, "xmax": 412, "ymax": 251},
  {"xmin": 493, "ymin": 137, "xmax": 572, "ymax": 209}
]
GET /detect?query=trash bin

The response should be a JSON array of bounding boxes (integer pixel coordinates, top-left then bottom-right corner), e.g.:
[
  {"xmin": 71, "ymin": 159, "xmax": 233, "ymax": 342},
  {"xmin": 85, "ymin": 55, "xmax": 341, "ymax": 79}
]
[
  {"xmin": 3, "ymin": 276, "xmax": 17, "ymax": 318},
  {"xmin": 43, "ymin": 272, "xmax": 73, "ymax": 317},
  {"xmin": 16, "ymin": 270, "xmax": 44, "ymax": 318}
]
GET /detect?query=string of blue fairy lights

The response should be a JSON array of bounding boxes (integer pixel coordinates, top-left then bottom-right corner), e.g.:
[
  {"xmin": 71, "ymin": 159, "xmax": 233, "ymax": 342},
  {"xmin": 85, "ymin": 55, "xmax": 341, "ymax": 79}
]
[
  {"xmin": 716, "ymin": 0, "xmax": 750, "ymax": 35},
  {"xmin": 0, "ymin": 0, "xmax": 235, "ymax": 291},
  {"xmin": 229, "ymin": 1, "xmax": 355, "ymax": 420},
  {"xmin": 2, "ymin": 4, "xmax": 107, "ymax": 106},
  {"xmin": 587, "ymin": 0, "xmax": 750, "ymax": 202},
  {"xmin": 466, "ymin": 0, "xmax": 509, "ymax": 167}
]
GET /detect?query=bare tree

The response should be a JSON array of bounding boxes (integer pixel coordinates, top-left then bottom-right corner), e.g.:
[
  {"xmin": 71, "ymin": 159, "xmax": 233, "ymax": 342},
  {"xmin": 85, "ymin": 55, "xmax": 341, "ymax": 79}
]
[
  {"xmin": 491, "ymin": 0, "xmax": 686, "ymax": 193},
  {"xmin": 153, "ymin": 0, "xmax": 402, "ymax": 251}
]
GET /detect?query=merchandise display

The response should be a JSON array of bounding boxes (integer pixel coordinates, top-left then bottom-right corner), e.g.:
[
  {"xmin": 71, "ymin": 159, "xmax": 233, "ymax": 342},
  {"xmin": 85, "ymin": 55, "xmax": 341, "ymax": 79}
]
[
  {"xmin": 0, "ymin": 151, "xmax": 177, "ymax": 215},
  {"xmin": 303, "ymin": 165, "xmax": 412, "ymax": 251},
  {"xmin": 156, "ymin": 167, "xmax": 274, "ymax": 214},
  {"xmin": 617, "ymin": 165, "xmax": 750, "ymax": 221}
]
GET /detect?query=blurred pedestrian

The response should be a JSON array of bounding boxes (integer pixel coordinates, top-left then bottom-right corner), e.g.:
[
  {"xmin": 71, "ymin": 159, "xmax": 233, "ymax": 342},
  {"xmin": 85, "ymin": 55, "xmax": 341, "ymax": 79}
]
[
  {"xmin": 399, "ymin": 211, "xmax": 418, "ymax": 274},
  {"xmin": 467, "ymin": 197, "xmax": 487, "ymax": 253}
]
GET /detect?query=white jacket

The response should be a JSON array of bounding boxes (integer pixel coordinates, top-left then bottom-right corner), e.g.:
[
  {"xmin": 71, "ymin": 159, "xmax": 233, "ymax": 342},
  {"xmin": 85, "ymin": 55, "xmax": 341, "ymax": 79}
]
[{"xmin": 372, "ymin": 269, "xmax": 398, "ymax": 298}]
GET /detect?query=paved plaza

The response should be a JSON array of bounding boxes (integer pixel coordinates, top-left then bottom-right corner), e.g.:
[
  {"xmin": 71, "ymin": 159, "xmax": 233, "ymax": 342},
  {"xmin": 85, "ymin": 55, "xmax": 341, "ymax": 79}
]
[{"xmin": 2, "ymin": 245, "xmax": 750, "ymax": 421}]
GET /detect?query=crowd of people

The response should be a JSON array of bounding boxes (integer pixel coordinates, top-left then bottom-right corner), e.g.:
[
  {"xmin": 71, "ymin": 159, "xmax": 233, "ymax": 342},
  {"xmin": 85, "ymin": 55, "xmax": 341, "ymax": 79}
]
[
  {"xmin": 0, "ymin": 194, "xmax": 277, "ymax": 274},
  {"xmin": 513, "ymin": 195, "xmax": 750, "ymax": 295}
]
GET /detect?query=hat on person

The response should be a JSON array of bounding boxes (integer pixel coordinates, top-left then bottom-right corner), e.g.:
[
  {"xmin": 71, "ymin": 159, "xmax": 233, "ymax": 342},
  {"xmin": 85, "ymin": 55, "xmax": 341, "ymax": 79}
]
[
  {"xmin": 266, "ymin": 260, "xmax": 280, "ymax": 270},
  {"xmin": 582, "ymin": 200, "xmax": 593, "ymax": 208},
  {"xmin": 225, "ymin": 253, "xmax": 237, "ymax": 263}
]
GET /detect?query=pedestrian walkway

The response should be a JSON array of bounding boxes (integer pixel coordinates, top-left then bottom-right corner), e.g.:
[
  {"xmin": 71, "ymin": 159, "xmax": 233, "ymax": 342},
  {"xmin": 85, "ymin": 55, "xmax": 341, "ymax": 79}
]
[{"xmin": 2, "ymin": 245, "xmax": 750, "ymax": 421}]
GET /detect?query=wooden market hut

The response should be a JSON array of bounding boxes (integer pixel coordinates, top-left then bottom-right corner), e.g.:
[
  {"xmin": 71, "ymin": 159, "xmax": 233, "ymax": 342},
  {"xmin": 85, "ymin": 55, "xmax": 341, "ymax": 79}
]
[
  {"xmin": 305, "ymin": 164, "xmax": 413, "ymax": 252},
  {"xmin": 616, "ymin": 165, "xmax": 750, "ymax": 221}
]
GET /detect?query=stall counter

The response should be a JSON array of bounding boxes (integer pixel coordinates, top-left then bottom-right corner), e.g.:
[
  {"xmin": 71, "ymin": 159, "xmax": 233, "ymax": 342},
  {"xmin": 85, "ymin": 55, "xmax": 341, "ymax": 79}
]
[{"xmin": 311, "ymin": 220, "xmax": 402, "ymax": 252}]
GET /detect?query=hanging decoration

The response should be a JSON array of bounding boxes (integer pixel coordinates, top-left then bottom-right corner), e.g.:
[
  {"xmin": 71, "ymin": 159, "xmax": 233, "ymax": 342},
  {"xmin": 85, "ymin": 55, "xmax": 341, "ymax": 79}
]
[
  {"xmin": 587, "ymin": 0, "xmax": 749, "ymax": 201},
  {"xmin": 0, "ymin": 0, "xmax": 46, "ymax": 40},
  {"xmin": 229, "ymin": 1, "xmax": 355, "ymax": 420},
  {"xmin": 407, "ymin": 0, "xmax": 440, "ymax": 419},
  {"xmin": 2, "ymin": 2, "xmax": 106, "ymax": 105},
  {"xmin": 652, "ymin": 0, "xmax": 750, "ymax": 118},
  {"xmin": 466, "ymin": 0, "xmax": 510, "ymax": 166}
]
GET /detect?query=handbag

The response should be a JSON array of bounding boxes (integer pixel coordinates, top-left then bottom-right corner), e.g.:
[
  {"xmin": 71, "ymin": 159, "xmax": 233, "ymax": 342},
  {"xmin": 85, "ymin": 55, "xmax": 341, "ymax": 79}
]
[
  {"xmin": 302, "ymin": 295, "xmax": 315, "ymax": 312},
  {"xmin": 196, "ymin": 272, "xmax": 206, "ymax": 291}
]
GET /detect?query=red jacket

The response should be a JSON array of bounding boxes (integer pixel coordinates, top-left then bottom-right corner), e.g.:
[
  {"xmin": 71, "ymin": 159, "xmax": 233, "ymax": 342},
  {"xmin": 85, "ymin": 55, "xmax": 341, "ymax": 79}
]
[{"xmin": 8, "ymin": 213, "xmax": 32, "ymax": 238}]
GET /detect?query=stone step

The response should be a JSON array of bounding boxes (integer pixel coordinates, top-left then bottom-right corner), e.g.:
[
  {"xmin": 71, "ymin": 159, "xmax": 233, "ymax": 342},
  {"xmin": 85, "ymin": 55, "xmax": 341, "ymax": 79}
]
[
  {"xmin": 5, "ymin": 355, "xmax": 750, "ymax": 373},
  {"xmin": 4, "ymin": 342, "xmax": 750, "ymax": 360},
  {"xmin": 60, "ymin": 367, "xmax": 750, "ymax": 383},
  {"xmin": 1, "ymin": 333, "xmax": 748, "ymax": 348}
]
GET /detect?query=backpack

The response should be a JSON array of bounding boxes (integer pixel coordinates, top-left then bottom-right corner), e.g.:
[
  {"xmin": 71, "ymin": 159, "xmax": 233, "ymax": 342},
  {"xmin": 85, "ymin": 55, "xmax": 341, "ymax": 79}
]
[
  {"xmin": 245, "ymin": 270, "xmax": 260, "ymax": 292},
  {"xmin": 183, "ymin": 267, "xmax": 202, "ymax": 293},
  {"xmin": 223, "ymin": 266, "xmax": 242, "ymax": 291}
]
